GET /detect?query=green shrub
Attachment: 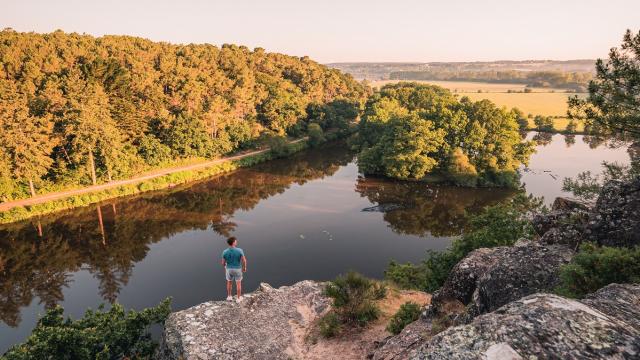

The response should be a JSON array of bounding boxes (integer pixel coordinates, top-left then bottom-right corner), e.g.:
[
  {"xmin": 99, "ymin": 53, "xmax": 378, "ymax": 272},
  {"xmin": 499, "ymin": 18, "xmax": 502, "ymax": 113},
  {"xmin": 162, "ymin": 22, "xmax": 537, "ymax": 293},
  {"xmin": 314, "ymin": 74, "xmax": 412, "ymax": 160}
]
[
  {"xmin": 266, "ymin": 135, "xmax": 290, "ymax": 158},
  {"xmin": 384, "ymin": 261, "xmax": 429, "ymax": 291},
  {"xmin": 137, "ymin": 135, "xmax": 173, "ymax": 166},
  {"xmin": 307, "ymin": 123, "xmax": 326, "ymax": 147},
  {"xmin": 322, "ymin": 271, "xmax": 383, "ymax": 335},
  {"xmin": 4, "ymin": 299, "xmax": 171, "ymax": 360},
  {"xmin": 385, "ymin": 194, "xmax": 541, "ymax": 292},
  {"xmin": 386, "ymin": 302, "xmax": 422, "ymax": 335},
  {"xmin": 447, "ymin": 148, "xmax": 478, "ymax": 187},
  {"xmin": 318, "ymin": 311, "xmax": 342, "ymax": 338},
  {"xmin": 555, "ymin": 243, "xmax": 640, "ymax": 298},
  {"xmin": 372, "ymin": 282, "xmax": 388, "ymax": 300}
]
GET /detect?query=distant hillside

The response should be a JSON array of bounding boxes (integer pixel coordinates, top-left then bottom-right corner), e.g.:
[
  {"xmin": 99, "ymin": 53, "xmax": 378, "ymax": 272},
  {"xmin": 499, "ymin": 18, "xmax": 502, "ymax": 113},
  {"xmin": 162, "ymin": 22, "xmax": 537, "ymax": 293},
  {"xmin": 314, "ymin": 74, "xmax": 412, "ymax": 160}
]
[{"xmin": 328, "ymin": 60, "xmax": 596, "ymax": 81}]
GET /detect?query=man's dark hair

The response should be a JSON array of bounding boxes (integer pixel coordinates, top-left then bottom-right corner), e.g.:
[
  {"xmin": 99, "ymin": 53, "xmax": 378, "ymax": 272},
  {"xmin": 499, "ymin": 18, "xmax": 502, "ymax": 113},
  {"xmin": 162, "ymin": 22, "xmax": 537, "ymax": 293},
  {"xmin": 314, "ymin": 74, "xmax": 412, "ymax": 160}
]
[{"xmin": 227, "ymin": 237, "xmax": 237, "ymax": 246}]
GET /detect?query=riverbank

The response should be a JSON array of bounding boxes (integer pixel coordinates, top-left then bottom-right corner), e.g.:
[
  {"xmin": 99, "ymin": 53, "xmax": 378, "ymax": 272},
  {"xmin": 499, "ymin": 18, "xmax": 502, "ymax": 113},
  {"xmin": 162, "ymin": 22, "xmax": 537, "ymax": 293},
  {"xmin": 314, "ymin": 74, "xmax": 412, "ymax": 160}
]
[{"xmin": 0, "ymin": 139, "xmax": 310, "ymax": 225}]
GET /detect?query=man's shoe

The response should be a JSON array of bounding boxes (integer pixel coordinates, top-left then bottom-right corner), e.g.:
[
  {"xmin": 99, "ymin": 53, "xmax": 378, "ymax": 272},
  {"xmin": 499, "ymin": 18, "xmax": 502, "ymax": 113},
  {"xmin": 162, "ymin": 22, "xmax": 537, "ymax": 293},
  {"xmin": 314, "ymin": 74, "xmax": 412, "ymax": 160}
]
[
  {"xmin": 235, "ymin": 296, "xmax": 243, "ymax": 303},
  {"xmin": 226, "ymin": 296, "xmax": 233, "ymax": 301}
]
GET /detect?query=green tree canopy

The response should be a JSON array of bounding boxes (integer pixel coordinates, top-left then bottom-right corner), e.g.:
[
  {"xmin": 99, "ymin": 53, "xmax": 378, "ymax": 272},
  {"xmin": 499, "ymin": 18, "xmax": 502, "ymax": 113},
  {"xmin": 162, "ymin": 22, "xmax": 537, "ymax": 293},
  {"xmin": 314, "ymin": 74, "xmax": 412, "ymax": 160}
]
[
  {"xmin": 0, "ymin": 29, "xmax": 368, "ymax": 199},
  {"xmin": 569, "ymin": 29, "xmax": 640, "ymax": 138},
  {"xmin": 355, "ymin": 83, "xmax": 534, "ymax": 187}
]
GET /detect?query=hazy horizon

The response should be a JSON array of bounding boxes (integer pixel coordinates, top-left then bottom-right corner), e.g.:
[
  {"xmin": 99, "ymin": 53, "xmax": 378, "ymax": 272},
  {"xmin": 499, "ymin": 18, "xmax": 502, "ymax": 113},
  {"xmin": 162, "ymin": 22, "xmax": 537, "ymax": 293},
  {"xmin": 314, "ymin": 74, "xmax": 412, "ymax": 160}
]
[{"xmin": 3, "ymin": 0, "xmax": 639, "ymax": 63}]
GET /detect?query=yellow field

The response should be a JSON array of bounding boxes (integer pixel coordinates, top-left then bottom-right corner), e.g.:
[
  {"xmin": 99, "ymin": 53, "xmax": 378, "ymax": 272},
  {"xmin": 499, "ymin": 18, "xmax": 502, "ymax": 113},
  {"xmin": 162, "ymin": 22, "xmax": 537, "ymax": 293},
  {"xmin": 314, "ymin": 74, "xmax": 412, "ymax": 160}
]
[
  {"xmin": 370, "ymin": 80, "xmax": 568, "ymax": 93},
  {"xmin": 461, "ymin": 92, "xmax": 579, "ymax": 117}
]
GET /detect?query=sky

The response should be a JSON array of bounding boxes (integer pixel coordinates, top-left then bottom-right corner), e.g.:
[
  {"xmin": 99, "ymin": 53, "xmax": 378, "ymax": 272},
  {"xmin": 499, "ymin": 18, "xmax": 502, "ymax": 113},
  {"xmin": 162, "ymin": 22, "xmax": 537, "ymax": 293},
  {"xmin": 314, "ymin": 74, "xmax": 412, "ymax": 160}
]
[{"xmin": 2, "ymin": 0, "xmax": 639, "ymax": 63}]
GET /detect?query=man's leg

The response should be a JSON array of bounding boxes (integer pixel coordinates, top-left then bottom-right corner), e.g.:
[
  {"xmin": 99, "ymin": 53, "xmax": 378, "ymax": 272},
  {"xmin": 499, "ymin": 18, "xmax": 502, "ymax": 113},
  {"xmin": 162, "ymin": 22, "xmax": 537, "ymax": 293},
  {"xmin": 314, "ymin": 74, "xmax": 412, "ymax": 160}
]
[
  {"xmin": 236, "ymin": 280, "xmax": 242, "ymax": 298},
  {"xmin": 226, "ymin": 280, "xmax": 233, "ymax": 298}
]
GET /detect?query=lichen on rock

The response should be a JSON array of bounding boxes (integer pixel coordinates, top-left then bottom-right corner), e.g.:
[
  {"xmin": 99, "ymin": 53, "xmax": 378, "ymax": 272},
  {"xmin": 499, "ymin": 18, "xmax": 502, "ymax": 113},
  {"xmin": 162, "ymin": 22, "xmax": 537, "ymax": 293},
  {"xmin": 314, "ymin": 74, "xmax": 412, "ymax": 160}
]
[
  {"xmin": 409, "ymin": 284, "xmax": 640, "ymax": 359},
  {"xmin": 155, "ymin": 281, "xmax": 330, "ymax": 360}
]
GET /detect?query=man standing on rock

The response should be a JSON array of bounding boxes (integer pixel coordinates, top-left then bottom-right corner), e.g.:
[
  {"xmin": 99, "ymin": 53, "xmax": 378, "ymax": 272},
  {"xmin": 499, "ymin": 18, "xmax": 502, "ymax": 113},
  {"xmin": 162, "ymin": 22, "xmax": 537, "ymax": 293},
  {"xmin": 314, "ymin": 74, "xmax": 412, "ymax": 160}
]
[{"xmin": 221, "ymin": 236, "xmax": 247, "ymax": 302}]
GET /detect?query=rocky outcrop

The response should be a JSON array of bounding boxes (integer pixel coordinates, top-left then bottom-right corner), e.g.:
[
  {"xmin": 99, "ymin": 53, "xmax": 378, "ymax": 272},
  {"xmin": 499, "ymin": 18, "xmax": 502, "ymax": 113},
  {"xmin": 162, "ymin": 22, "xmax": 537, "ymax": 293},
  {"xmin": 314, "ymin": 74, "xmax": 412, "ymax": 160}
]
[
  {"xmin": 532, "ymin": 197, "xmax": 590, "ymax": 248},
  {"xmin": 431, "ymin": 247, "xmax": 504, "ymax": 307},
  {"xmin": 467, "ymin": 241, "xmax": 573, "ymax": 316},
  {"xmin": 582, "ymin": 283, "xmax": 640, "ymax": 330},
  {"xmin": 155, "ymin": 281, "xmax": 329, "ymax": 360},
  {"xmin": 587, "ymin": 178, "xmax": 640, "ymax": 248},
  {"xmin": 430, "ymin": 241, "xmax": 573, "ymax": 319},
  {"xmin": 371, "ymin": 316, "xmax": 432, "ymax": 360},
  {"xmin": 551, "ymin": 196, "xmax": 593, "ymax": 212},
  {"xmin": 374, "ymin": 180, "xmax": 640, "ymax": 359},
  {"xmin": 409, "ymin": 284, "xmax": 640, "ymax": 359}
]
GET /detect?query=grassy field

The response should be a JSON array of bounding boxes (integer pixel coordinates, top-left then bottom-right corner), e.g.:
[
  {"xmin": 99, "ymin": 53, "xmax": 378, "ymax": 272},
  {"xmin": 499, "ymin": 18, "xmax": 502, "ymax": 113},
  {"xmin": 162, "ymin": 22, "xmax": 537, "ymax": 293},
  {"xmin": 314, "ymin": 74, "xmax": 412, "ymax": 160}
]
[
  {"xmin": 461, "ymin": 92, "xmax": 579, "ymax": 117},
  {"xmin": 370, "ymin": 80, "xmax": 587, "ymax": 120}
]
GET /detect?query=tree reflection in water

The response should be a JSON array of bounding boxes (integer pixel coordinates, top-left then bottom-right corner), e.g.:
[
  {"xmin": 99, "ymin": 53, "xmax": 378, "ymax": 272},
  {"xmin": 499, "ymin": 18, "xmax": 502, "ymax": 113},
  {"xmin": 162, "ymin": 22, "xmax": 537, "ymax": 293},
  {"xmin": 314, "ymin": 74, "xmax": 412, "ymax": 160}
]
[
  {"xmin": 0, "ymin": 143, "xmax": 353, "ymax": 327},
  {"xmin": 354, "ymin": 177, "xmax": 514, "ymax": 237},
  {"xmin": 0, "ymin": 141, "xmax": 525, "ymax": 328}
]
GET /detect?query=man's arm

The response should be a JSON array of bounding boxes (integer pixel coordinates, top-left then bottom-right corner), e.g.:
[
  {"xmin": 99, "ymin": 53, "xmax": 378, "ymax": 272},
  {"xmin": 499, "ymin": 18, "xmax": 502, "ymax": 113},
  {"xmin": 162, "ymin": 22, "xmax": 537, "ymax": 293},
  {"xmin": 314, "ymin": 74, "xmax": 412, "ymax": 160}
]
[
  {"xmin": 221, "ymin": 253, "xmax": 226, "ymax": 267},
  {"xmin": 241, "ymin": 255, "xmax": 247, "ymax": 272}
]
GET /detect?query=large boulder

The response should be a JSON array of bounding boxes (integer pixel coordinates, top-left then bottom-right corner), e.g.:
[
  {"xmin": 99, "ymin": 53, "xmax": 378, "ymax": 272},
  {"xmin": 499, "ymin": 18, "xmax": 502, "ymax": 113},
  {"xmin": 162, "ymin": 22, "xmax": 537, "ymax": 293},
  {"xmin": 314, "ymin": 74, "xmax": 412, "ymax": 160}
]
[
  {"xmin": 371, "ymin": 317, "xmax": 432, "ymax": 360},
  {"xmin": 155, "ymin": 281, "xmax": 330, "ymax": 360},
  {"xmin": 431, "ymin": 241, "xmax": 573, "ymax": 319},
  {"xmin": 532, "ymin": 197, "xmax": 591, "ymax": 247},
  {"xmin": 468, "ymin": 242, "xmax": 574, "ymax": 316},
  {"xmin": 431, "ymin": 247, "xmax": 505, "ymax": 308},
  {"xmin": 551, "ymin": 196, "xmax": 594, "ymax": 212},
  {"xmin": 411, "ymin": 284, "xmax": 640, "ymax": 359},
  {"xmin": 587, "ymin": 178, "xmax": 640, "ymax": 248}
]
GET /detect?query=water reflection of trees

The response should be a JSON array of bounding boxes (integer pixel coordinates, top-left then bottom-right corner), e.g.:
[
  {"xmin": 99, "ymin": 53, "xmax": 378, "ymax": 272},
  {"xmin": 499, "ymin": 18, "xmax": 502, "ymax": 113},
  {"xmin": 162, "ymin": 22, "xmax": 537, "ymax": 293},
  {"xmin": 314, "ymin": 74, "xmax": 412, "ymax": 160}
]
[
  {"xmin": 532, "ymin": 132, "xmax": 553, "ymax": 146},
  {"xmin": 564, "ymin": 134, "xmax": 576, "ymax": 147},
  {"xmin": 0, "ymin": 144, "xmax": 353, "ymax": 327},
  {"xmin": 354, "ymin": 177, "xmax": 514, "ymax": 237}
]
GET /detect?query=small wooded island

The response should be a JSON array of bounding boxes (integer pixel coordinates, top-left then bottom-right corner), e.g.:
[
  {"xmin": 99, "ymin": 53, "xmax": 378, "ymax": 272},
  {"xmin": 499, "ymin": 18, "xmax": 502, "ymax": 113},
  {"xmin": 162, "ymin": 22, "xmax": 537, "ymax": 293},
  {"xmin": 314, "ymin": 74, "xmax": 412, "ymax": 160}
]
[{"xmin": 353, "ymin": 83, "xmax": 533, "ymax": 186}]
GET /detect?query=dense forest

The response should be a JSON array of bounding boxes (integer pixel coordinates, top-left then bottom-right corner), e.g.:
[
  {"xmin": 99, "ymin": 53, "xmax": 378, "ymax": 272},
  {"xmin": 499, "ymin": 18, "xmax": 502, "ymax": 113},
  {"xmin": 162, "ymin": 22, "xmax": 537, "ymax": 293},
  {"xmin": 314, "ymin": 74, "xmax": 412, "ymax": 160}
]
[
  {"xmin": 389, "ymin": 70, "xmax": 593, "ymax": 91},
  {"xmin": 353, "ymin": 83, "xmax": 535, "ymax": 187},
  {"xmin": 0, "ymin": 29, "xmax": 369, "ymax": 201}
]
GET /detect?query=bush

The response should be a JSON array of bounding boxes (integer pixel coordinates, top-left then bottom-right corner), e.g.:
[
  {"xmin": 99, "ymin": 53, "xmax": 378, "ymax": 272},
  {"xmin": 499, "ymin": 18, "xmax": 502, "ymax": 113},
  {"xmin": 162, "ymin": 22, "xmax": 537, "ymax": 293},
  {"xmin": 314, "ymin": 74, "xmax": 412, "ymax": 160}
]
[
  {"xmin": 266, "ymin": 135, "xmax": 290, "ymax": 158},
  {"xmin": 321, "ymin": 271, "xmax": 383, "ymax": 337},
  {"xmin": 307, "ymin": 123, "xmax": 326, "ymax": 147},
  {"xmin": 318, "ymin": 312, "xmax": 342, "ymax": 338},
  {"xmin": 4, "ymin": 299, "xmax": 171, "ymax": 360},
  {"xmin": 447, "ymin": 148, "xmax": 478, "ymax": 187},
  {"xmin": 137, "ymin": 135, "xmax": 173, "ymax": 166},
  {"xmin": 555, "ymin": 243, "xmax": 640, "ymax": 298},
  {"xmin": 372, "ymin": 282, "xmax": 388, "ymax": 300},
  {"xmin": 385, "ymin": 194, "xmax": 541, "ymax": 291},
  {"xmin": 386, "ymin": 302, "xmax": 422, "ymax": 335}
]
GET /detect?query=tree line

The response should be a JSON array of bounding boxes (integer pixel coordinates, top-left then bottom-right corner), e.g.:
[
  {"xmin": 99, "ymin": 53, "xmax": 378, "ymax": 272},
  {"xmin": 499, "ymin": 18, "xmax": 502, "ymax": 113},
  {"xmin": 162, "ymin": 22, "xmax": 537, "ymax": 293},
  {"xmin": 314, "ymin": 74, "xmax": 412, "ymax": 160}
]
[
  {"xmin": 389, "ymin": 70, "xmax": 593, "ymax": 92},
  {"xmin": 0, "ymin": 29, "xmax": 368, "ymax": 201}
]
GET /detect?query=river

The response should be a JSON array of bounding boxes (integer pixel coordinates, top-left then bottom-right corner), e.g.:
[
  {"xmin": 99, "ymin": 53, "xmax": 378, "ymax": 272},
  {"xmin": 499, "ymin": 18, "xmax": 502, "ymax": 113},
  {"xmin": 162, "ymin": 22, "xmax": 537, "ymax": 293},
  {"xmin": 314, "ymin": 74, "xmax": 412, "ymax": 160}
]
[{"xmin": 0, "ymin": 133, "xmax": 631, "ymax": 352}]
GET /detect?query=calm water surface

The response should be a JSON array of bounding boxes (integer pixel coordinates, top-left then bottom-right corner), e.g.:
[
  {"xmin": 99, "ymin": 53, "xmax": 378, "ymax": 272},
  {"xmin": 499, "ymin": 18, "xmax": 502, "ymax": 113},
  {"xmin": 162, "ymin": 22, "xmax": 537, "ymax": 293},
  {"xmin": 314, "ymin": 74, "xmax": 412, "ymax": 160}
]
[{"xmin": 0, "ymin": 133, "xmax": 631, "ymax": 351}]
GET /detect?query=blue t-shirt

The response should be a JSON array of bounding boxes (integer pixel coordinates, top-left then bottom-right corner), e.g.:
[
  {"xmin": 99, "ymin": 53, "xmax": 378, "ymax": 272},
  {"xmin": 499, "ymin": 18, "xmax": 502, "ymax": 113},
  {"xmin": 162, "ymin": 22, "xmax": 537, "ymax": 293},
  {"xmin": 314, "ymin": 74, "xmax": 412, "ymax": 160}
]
[{"xmin": 222, "ymin": 247, "xmax": 244, "ymax": 269}]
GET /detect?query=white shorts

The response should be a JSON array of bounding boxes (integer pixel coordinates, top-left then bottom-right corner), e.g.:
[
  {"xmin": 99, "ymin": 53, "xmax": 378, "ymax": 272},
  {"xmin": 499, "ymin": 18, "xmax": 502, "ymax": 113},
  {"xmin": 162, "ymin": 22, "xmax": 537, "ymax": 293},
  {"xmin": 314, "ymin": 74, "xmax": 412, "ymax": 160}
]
[{"xmin": 225, "ymin": 268, "xmax": 243, "ymax": 281}]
